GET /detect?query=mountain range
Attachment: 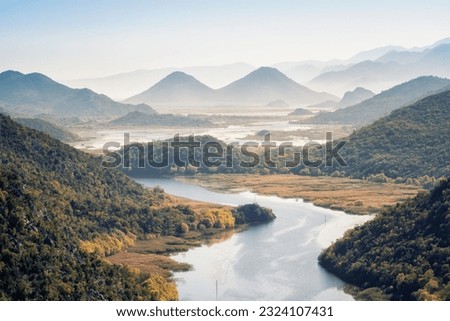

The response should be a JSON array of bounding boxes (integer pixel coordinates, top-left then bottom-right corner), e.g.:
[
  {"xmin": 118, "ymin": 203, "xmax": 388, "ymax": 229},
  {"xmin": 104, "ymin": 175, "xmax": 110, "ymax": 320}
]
[
  {"xmin": 65, "ymin": 38, "xmax": 450, "ymax": 100},
  {"xmin": 0, "ymin": 71, "xmax": 157, "ymax": 119},
  {"xmin": 307, "ymin": 76, "xmax": 450, "ymax": 125},
  {"xmin": 65, "ymin": 63, "xmax": 256, "ymax": 100},
  {"xmin": 125, "ymin": 67, "xmax": 338, "ymax": 107}
]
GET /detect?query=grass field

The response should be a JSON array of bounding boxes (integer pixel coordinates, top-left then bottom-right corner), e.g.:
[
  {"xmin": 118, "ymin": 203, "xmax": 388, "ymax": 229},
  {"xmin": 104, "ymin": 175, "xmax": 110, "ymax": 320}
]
[{"xmin": 178, "ymin": 174, "xmax": 423, "ymax": 215}]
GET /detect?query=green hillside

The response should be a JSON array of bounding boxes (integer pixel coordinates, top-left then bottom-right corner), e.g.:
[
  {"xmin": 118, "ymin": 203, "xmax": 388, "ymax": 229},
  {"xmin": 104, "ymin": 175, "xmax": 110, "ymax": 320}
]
[
  {"xmin": 324, "ymin": 90, "xmax": 450, "ymax": 180},
  {"xmin": 0, "ymin": 114, "xmax": 212, "ymax": 300},
  {"xmin": 319, "ymin": 179, "xmax": 450, "ymax": 300}
]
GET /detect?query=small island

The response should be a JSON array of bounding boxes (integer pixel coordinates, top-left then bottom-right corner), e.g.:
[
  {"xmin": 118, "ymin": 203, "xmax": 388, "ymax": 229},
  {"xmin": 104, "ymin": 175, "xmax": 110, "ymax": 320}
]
[{"xmin": 233, "ymin": 203, "xmax": 276, "ymax": 224}]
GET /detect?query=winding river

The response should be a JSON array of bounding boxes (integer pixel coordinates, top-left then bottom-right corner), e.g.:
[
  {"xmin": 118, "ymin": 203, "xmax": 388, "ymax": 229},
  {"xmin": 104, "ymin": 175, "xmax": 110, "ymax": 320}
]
[{"xmin": 134, "ymin": 177, "xmax": 372, "ymax": 301}]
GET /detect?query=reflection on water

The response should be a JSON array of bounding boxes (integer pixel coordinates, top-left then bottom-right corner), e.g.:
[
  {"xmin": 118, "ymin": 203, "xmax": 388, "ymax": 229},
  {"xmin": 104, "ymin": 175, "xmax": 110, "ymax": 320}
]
[{"xmin": 135, "ymin": 177, "xmax": 372, "ymax": 301}]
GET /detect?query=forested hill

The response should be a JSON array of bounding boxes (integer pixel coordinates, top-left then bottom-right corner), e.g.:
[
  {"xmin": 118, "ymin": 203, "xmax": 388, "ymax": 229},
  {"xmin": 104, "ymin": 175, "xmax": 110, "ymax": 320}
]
[
  {"xmin": 0, "ymin": 113, "xmax": 199, "ymax": 300},
  {"xmin": 324, "ymin": 89, "xmax": 450, "ymax": 180},
  {"xmin": 319, "ymin": 179, "xmax": 450, "ymax": 300},
  {"xmin": 307, "ymin": 76, "xmax": 450, "ymax": 125}
]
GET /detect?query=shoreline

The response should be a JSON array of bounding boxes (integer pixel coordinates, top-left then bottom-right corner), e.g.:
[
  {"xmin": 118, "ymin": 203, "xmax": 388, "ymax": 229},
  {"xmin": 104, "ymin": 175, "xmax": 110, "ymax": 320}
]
[
  {"xmin": 106, "ymin": 192, "xmax": 249, "ymax": 300},
  {"xmin": 176, "ymin": 174, "xmax": 422, "ymax": 215}
]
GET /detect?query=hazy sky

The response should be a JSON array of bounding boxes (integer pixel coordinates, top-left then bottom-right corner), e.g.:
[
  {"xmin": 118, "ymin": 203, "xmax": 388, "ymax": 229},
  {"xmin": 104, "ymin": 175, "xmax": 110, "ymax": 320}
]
[{"xmin": 1, "ymin": 0, "xmax": 450, "ymax": 80}]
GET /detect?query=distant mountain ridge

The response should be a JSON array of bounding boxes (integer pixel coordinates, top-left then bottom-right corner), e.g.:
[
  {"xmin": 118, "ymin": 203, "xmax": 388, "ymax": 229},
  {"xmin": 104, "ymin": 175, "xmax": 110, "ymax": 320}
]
[
  {"xmin": 64, "ymin": 62, "xmax": 256, "ymax": 100},
  {"xmin": 216, "ymin": 67, "xmax": 337, "ymax": 105},
  {"xmin": 307, "ymin": 76, "xmax": 450, "ymax": 125},
  {"xmin": 0, "ymin": 70, "xmax": 157, "ymax": 119},
  {"xmin": 62, "ymin": 37, "xmax": 450, "ymax": 99},
  {"xmin": 308, "ymin": 43, "xmax": 450, "ymax": 95},
  {"xmin": 126, "ymin": 67, "xmax": 338, "ymax": 107}
]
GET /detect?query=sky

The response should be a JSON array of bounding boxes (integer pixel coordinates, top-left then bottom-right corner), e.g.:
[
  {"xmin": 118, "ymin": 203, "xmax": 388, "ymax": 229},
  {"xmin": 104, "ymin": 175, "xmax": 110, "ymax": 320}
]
[{"xmin": 1, "ymin": 0, "xmax": 450, "ymax": 80}]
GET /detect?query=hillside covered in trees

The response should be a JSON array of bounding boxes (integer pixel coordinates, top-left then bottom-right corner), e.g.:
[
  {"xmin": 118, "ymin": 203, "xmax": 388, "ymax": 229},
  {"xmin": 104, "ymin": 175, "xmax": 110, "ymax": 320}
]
[
  {"xmin": 0, "ymin": 114, "xmax": 271, "ymax": 300},
  {"xmin": 322, "ymin": 89, "xmax": 450, "ymax": 181},
  {"xmin": 319, "ymin": 179, "xmax": 450, "ymax": 300}
]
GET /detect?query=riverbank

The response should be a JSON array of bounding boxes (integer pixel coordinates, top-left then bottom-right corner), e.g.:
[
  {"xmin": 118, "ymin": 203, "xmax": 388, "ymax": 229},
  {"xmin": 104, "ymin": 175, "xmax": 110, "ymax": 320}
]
[
  {"xmin": 107, "ymin": 174, "xmax": 415, "ymax": 300},
  {"xmin": 141, "ymin": 177, "xmax": 371, "ymax": 300},
  {"xmin": 177, "ymin": 174, "xmax": 422, "ymax": 215},
  {"xmin": 106, "ymin": 193, "xmax": 247, "ymax": 295}
]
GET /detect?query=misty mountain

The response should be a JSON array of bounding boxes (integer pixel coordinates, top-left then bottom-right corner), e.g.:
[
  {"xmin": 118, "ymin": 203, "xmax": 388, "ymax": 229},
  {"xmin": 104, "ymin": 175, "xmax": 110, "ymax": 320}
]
[
  {"xmin": 273, "ymin": 63, "xmax": 324, "ymax": 84},
  {"xmin": 306, "ymin": 100, "xmax": 338, "ymax": 108},
  {"xmin": 124, "ymin": 71, "xmax": 216, "ymax": 106},
  {"xmin": 125, "ymin": 67, "xmax": 337, "ymax": 107},
  {"xmin": 308, "ymin": 61, "xmax": 411, "ymax": 96},
  {"xmin": 376, "ymin": 50, "xmax": 424, "ymax": 64},
  {"xmin": 110, "ymin": 111, "xmax": 212, "ymax": 127},
  {"xmin": 65, "ymin": 63, "xmax": 255, "ymax": 100},
  {"xmin": 274, "ymin": 46, "xmax": 406, "ymax": 85},
  {"xmin": 309, "ymin": 43, "xmax": 450, "ymax": 95},
  {"xmin": 319, "ymin": 178, "xmax": 450, "ymax": 301},
  {"xmin": 14, "ymin": 117, "xmax": 80, "ymax": 142},
  {"xmin": 377, "ymin": 43, "xmax": 450, "ymax": 66},
  {"xmin": 347, "ymin": 45, "xmax": 407, "ymax": 63},
  {"xmin": 216, "ymin": 67, "xmax": 338, "ymax": 106},
  {"xmin": 336, "ymin": 87, "xmax": 375, "ymax": 109},
  {"xmin": 0, "ymin": 71, "xmax": 157, "ymax": 119},
  {"xmin": 307, "ymin": 76, "xmax": 450, "ymax": 124}
]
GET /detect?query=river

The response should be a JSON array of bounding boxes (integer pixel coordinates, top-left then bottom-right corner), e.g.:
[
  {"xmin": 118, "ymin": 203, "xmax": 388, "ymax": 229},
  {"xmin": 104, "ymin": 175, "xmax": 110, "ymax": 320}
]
[{"xmin": 134, "ymin": 177, "xmax": 372, "ymax": 301}]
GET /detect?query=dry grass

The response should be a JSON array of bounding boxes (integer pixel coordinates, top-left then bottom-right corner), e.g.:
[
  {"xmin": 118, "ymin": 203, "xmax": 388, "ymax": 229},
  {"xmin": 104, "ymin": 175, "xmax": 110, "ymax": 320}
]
[
  {"xmin": 107, "ymin": 252, "xmax": 191, "ymax": 277},
  {"xmin": 107, "ymin": 195, "xmax": 243, "ymax": 278},
  {"xmin": 165, "ymin": 194, "xmax": 233, "ymax": 212},
  {"xmin": 178, "ymin": 174, "xmax": 423, "ymax": 215},
  {"xmin": 108, "ymin": 229, "xmax": 242, "ymax": 277}
]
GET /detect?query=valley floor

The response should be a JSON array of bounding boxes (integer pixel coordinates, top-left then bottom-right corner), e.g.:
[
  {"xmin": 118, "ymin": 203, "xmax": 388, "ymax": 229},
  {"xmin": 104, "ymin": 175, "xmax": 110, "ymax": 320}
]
[
  {"xmin": 177, "ymin": 174, "xmax": 422, "ymax": 215},
  {"xmin": 107, "ymin": 174, "xmax": 422, "ymax": 300}
]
